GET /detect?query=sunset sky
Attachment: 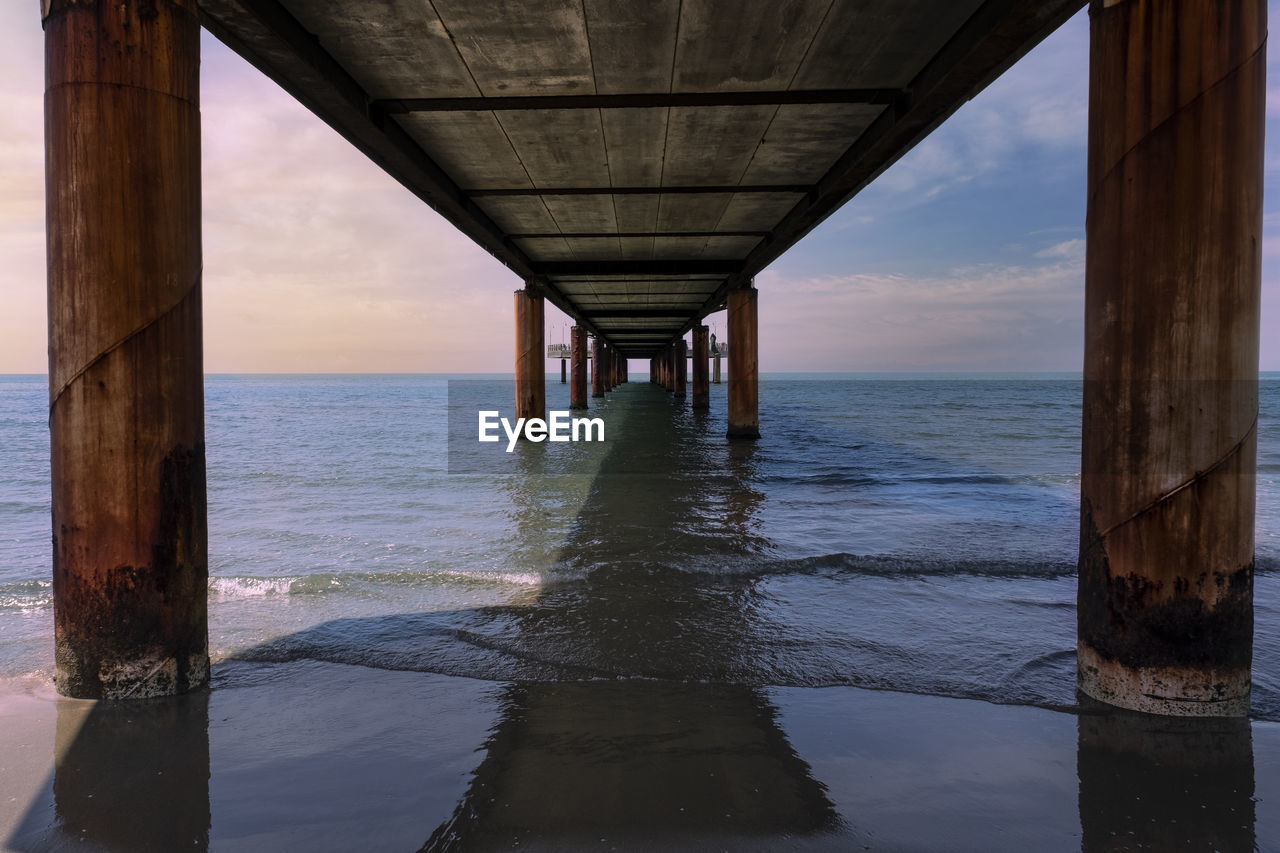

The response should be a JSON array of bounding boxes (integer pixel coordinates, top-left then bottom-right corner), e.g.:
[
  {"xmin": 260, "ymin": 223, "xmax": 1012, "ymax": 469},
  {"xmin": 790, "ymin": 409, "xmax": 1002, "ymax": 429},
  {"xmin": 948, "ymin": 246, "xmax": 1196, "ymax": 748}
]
[{"xmin": 3, "ymin": 6, "xmax": 1279, "ymax": 373}]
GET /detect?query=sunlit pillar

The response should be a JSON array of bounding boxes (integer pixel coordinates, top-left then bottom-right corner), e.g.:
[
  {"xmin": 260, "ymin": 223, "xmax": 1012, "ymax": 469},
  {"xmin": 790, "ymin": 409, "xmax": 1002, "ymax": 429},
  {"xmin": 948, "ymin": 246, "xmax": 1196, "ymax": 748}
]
[
  {"xmin": 1078, "ymin": 0, "xmax": 1264, "ymax": 716},
  {"xmin": 514, "ymin": 284, "xmax": 545, "ymax": 422},
  {"xmin": 46, "ymin": 0, "xmax": 208, "ymax": 698}
]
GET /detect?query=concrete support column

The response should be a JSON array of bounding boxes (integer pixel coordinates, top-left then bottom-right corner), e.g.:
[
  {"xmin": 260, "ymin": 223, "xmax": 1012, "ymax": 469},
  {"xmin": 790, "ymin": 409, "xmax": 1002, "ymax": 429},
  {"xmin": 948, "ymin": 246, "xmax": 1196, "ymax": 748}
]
[
  {"xmin": 727, "ymin": 287, "xmax": 760, "ymax": 439},
  {"xmin": 514, "ymin": 285, "xmax": 545, "ymax": 423},
  {"xmin": 45, "ymin": 0, "xmax": 208, "ymax": 699},
  {"xmin": 591, "ymin": 336, "xmax": 604, "ymax": 398},
  {"xmin": 1078, "ymin": 0, "xmax": 1264, "ymax": 716},
  {"xmin": 713, "ymin": 353, "xmax": 722, "ymax": 384},
  {"xmin": 569, "ymin": 325, "xmax": 588, "ymax": 410},
  {"xmin": 692, "ymin": 325, "xmax": 710, "ymax": 409},
  {"xmin": 674, "ymin": 340, "xmax": 687, "ymax": 400}
]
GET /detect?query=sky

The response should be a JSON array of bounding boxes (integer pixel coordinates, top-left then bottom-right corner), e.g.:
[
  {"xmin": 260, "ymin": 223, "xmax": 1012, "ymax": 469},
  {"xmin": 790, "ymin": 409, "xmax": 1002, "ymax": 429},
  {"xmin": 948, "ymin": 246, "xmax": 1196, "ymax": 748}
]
[{"xmin": 2, "ymin": 6, "xmax": 1279, "ymax": 373}]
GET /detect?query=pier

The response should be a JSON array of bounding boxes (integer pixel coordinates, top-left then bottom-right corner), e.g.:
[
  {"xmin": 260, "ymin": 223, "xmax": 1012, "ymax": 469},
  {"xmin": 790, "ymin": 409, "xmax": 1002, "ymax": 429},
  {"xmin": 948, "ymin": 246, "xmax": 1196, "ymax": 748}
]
[{"xmin": 41, "ymin": 0, "xmax": 1265, "ymax": 720}]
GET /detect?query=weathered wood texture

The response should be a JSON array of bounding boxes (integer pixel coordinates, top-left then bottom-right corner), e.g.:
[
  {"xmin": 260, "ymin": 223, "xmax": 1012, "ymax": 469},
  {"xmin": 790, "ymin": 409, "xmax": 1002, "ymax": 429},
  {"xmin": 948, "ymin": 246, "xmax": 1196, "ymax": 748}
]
[
  {"xmin": 514, "ymin": 287, "xmax": 545, "ymax": 421},
  {"xmin": 726, "ymin": 288, "xmax": 759, "ymax": 439},
  {"xmin": 570, "ymin": 325, "xmax": 589, "ymax": 409},
  {"xmin": 45, "ymin": 0, "xmax": 209, "ymax": 699},
  {"xmin": 692, "ymin": 325, "xmax": 710, "ymax": 408},
  {"xmin": 1078, "ymin": 0, "xmax": 1265, "ymax": 716},
  {"xmin": 592, "ymin": 335, "xmax": 605, "ymax": 398}
]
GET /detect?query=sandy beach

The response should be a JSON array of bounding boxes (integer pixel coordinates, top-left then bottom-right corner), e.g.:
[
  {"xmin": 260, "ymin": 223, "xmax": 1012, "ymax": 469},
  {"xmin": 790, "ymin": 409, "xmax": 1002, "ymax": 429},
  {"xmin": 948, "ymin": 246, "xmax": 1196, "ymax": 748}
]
[{"xmin": 4, "ymin": 659, "xmax": 1280, "ymax": 851}]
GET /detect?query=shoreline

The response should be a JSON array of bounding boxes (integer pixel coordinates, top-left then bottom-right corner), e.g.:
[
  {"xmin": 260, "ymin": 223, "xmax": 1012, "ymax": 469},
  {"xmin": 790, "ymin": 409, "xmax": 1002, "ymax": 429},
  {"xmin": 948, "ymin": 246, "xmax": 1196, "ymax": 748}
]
[{"xmin": 5, "ymin": 660, "xmax": 1280, "ymax": 851}]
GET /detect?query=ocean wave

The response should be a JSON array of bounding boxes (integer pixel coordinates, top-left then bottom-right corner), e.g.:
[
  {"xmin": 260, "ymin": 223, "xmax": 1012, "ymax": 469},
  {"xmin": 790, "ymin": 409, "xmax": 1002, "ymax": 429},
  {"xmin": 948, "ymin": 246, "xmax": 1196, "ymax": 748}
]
[
  {"xmin": 207, "ymin": 568, "xmax": 549, "ymax": 600},
  {"xmin": 665, "ymin": 552, "xmax": 1080, "ymax": 580},
  {"xmin": 0, "ymin": 579, "xmax": 51, "ymax": 612}
]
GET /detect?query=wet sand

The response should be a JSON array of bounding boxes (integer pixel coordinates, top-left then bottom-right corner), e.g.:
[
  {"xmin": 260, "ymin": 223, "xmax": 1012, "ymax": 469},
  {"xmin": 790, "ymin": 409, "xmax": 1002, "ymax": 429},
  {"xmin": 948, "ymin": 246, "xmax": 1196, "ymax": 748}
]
[{"xmin": 5, "ymin": 662, "xmax": 1280, "ymax": 851}]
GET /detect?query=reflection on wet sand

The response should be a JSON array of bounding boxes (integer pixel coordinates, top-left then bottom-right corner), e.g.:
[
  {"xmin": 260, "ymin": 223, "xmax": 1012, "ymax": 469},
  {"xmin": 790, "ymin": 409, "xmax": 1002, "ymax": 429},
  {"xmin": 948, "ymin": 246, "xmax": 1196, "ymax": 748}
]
[
  {"xmin": 9, "ymin": 690, "xmax": 210, "ymax": 851},
  {"xmin": 421, "ymin": 385, "xmax": 838, "ymax": 848},
  {"xmin": 1077, "ymin": 703, "xmax": 1255, "ymax": 851},
  {"xmin": 423, "ymin": 681, "xmax": 839, "ymax": 850}
]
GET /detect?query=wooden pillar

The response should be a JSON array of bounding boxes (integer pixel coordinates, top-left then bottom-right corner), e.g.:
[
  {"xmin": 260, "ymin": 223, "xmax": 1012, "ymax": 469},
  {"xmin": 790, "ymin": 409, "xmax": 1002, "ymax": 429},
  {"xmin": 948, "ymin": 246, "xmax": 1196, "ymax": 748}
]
[
  {"xmin": 727, "ymin": 287, "xmax": 759, "ymax": 439},
  {"xmin": 560, "ymin": 358, "xmax": 566, "ymax": 383},
  {"xmin": 591, "ymin": 336, "xmax": 604, "ymax": 398},
  {"xmin": 674, "ymin": 339, "xmax": 687, "ymax": 400},
  {"xmin": 569, "ymin": 325, "xmax": 588, "ymax": 410},
  {"xmin": 514, "ymin": 285, "xmax": 545, "ymax": 423},
  {"xmin": 692, "ymin": 325, "xmax": 710, "ymax": 409},
  {"xmin": 667, "ymin": 344, "xmax": 677, "ymax": 393},
  {"xmin": 46, "ymin": 0, "xmax": 208, "ymax": 699},
  {"xmin": 713, "ymin": 354, "xmax": 722, "ymax": 384},
  {"xmin": 1078, "ymin": 0, "xmax": 1264, "ymax": 716}
]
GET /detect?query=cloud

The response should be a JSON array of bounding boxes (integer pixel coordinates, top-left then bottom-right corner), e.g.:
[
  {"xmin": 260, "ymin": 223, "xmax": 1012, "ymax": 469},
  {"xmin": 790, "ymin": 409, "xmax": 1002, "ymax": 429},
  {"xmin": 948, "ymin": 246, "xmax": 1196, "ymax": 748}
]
[
  {"xmin": 756, "ymin": 254, "xmax": 1086, "ymax": 371},
  {"xmin": 1034, "ymin": 239, "xmax": 1085, "ymax": 260},
  {"xmin": 869, "ymin": 10, "xmax": 1088, "ymax": 207}
]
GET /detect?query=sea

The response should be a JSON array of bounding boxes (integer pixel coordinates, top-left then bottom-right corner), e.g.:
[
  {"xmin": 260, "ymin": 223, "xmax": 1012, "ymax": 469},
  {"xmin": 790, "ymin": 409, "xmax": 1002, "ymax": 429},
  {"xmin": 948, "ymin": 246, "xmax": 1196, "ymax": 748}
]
[{"xmin": 2, "ymin": 372, "xmax": 1279, "ymax": 850}]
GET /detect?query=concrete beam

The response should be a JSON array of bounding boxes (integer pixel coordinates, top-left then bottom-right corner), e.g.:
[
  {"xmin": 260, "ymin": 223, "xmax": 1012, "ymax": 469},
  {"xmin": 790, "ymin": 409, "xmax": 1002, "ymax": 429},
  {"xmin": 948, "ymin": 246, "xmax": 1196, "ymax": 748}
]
[
  {"xmin": 374, "ymin": 89, "xmax": 903, "ymax": 114},
  {"xmin": 468, "ymin": 185, "xmax": 811, "ymax": 197}
]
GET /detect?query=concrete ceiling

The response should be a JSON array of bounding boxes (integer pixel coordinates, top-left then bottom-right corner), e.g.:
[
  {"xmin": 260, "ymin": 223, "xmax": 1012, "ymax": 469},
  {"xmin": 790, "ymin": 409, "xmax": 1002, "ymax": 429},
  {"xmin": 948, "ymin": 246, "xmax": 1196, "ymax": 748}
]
[{"xmin": 199, "ymin": 0, "xmax": 1085, "ymax": 356}]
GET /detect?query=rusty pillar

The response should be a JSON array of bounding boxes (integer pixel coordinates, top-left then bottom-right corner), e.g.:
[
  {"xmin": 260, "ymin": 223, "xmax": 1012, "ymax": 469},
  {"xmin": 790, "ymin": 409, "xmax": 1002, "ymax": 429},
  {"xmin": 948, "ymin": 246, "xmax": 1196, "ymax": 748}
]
[
  {"xmin": 603, "ymin": 345, "xmax": 613, "ymax": 391},
  {"xmin": 560, "ymin": 358, "xmax": 566, "ymax": 384},
  {"xmin": 692, "ymin": 325, "xmax": 710, "ymax": 409},
  {"xmin": 514, "ymin": 286, "xmax": 545, "ymax": 423},
  {"xmin": 667, "ymin": 344, "xmax": 677, "ymax": 393},
  {"xmin": 674, "ymin": 340, "xmax": 687, "ymax": 400},
  {"xmin": 727, "ymin": 287, "xmax": 760, "ymax": 439},
  {"xmin": 569, "ymin": 325, "xmax": 588, "ymax": 410},
  {"xmin": 713, "ymin": 353, "xmax": 722, "ymax": 384},
  {"xmin": 45, "ymin": 0, "xmax": 208, "ymax": 699},
  {"xmin": 591, "ymin": 336, "xmax": 604, "ymax": 398},
  {"xmin": 1078, "ymin": 0, "xmax": 1264, "ymax": 716}
]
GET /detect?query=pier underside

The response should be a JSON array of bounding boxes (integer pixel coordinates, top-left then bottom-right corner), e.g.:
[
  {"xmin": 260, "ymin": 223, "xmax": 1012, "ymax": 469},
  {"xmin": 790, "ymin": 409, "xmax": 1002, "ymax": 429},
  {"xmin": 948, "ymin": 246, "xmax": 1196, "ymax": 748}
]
[{"xmin": 196, "ymin": 0, "xmax": 1084, "ymax": 357}]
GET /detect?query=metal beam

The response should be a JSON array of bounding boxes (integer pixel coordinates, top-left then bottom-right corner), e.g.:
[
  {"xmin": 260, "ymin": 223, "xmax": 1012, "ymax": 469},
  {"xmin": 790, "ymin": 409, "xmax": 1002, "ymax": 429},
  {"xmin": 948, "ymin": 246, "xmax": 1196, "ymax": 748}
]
[
  {"xmin": 469, "ymin": 185, "xmax": 810, "ymax": 197},
  {"xmin": 510, "ymin": 231, "xmax": 767, "ymax": 239},
  {"xmin": 583, "ymin": 309, "xmax": 699, "ymax": 319},
  {"xmin": 535, "ymin": 260, "xmax": 740, "ymax": 276},
  {"xmin": 374, "ymin": 89, "xmax": 903, "ymax": 114}
]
